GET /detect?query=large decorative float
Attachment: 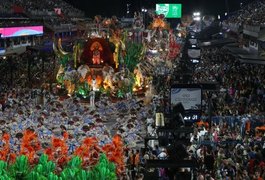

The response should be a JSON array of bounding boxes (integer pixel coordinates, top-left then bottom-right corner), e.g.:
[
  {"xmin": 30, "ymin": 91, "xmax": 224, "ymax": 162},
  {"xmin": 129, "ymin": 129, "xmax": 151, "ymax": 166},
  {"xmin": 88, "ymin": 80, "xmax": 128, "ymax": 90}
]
[{"xmin": 53, "ymin": 14, "xmax": 182, "ymax": 101}]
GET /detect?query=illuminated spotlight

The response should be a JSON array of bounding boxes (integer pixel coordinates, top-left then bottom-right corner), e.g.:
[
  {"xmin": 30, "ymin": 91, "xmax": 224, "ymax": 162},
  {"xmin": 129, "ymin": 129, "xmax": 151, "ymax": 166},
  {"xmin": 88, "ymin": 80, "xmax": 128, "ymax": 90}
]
[
  {"xmin": 194, "ymin": 17, "xmax": 201, "ymax": 21},
  {"xmin": 178, "ymin": 33, "xmax": 182, "ymax": 37},
  {"xmin": 149, "ymin": 49, "xmax": 158, "ymax": 54},
  {"xmin": 141, "ymin": 8, "xmax": 147, "ymax": 12},
  {"xmin": 193, "ymin": 12, "xmax": 201, "ymax": 16},
  {"xmin": 218, "ymin": 15, "xmax": 220, "ymax": 19},
  {"xmin": 191, "ymin": 59, "xmax": 199, "ymax": 63},
  {"xmin": 225, "ymin": 12, "xmax": 227, "ymax": 16},
  {"xmin": 192, "ymin": 45, "xmax": 196, "ymax": 47},
  {"xmin": 3, "ymin": 56, "xmax": 6, "ymax": 60}
]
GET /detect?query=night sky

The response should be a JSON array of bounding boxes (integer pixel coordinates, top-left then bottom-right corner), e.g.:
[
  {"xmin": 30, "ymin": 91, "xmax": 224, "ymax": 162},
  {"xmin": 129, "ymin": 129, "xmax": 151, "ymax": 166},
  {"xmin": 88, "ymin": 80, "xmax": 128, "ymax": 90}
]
[{"xmin": 64, "ymin": 0, "xmax": 253, "ymax": 18}]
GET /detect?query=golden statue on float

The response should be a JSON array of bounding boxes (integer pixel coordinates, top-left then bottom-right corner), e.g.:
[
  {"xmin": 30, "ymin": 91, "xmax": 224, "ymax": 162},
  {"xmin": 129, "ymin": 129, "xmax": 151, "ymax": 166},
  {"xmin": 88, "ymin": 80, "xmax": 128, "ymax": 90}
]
[
  {"xmin": 109, "ymin": 28, "xmax": 125, "ymax": 69},
  {"xmin": 90, "ymin": 41, "xmax": 103, "ymax": 65}
]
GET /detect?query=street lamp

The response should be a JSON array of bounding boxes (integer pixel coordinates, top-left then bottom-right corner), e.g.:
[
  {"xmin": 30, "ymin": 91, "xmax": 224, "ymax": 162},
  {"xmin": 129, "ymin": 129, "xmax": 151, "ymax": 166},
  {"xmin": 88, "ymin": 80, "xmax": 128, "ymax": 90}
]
[
  {"xmin": 193, "ymin": 17, "xmax": 201, "ymax": 21},
  {"xmin": 126, "ymin": 3, "xmax": 130, "ymax": 17},
  {"xmin": 193, "ymin": 11, "xmax": 201, "ymax": 21},
  {"xmin": 141, "ymin": 8, "xmax": 147, "ymax": 13},
  {"xmin": 192, "ymin": 11, "xmax": 202, "ymax": 32},
  {"xmin": 141, "ymin": 8, "xmax": 148, "ymax": 28},
  {"xmin": 193, "ymin": 12, "xmax": 200, "ymax": 17},
  {"xmin": 193, "ymin": 12, "xmax": 201, "ymax": 22}
]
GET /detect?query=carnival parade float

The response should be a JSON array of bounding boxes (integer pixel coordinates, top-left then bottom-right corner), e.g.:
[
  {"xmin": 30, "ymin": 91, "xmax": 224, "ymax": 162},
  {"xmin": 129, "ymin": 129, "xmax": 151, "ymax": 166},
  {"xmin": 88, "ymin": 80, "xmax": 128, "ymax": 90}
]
[
  {"xmin": 0, "ymin": 13, "xmax": 182, "ymax": 179},
  {"xmin": 54, "ymin": 13, "xmax": 181, "ymax": 100}
]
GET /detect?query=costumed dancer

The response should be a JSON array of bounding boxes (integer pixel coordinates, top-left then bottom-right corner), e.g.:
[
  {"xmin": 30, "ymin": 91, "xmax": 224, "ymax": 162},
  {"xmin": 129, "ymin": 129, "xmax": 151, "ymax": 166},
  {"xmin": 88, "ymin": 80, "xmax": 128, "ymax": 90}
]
[
  {"xmin": 89, "ymin": 90, "xmax": 96, "ymax": 108},
  {"xmin": 134, "ymin": 65, "xmax": 143, "ymax": 88},
  {"xmin": 91, "ymin": 75, "xmax": 98, "ymax": 91},
  {"xmin": 155, "ymin": 111, "xmax": 165, "ymax": 127}
]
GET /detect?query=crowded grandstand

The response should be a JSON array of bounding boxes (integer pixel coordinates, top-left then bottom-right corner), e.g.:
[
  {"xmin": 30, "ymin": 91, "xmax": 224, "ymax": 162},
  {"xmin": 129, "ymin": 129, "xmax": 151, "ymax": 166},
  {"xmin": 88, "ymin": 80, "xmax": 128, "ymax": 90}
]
[{"xmin": 0, "ymin": 0, "xmax": 265, "ymax": 180}]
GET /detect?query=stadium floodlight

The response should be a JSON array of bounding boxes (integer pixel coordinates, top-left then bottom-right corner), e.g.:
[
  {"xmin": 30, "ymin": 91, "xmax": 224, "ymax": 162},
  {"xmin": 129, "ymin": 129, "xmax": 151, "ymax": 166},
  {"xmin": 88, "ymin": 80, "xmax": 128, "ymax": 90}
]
[
  {"xmin": 194, "ymin": 16, "xmax": 201, "ymax": 21},
  {"xmin": 142, "ymin": 8, "xmax": 147, "ymax": 12},
  {"xmin": 193, "ymin": 11, "xmax": 201, "ymax": 21},
  {"xmin": 193, "ymin": 12, "xmax": 201, "ymax": 17}
]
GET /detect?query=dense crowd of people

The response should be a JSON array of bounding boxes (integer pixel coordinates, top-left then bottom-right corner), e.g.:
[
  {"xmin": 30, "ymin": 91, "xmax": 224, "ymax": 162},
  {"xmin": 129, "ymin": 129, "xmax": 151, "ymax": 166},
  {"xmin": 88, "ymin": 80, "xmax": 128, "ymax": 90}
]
[
  {"xmin": 1, "ymin": 31, "xmax": 265, "ymax": 180},
  {"xmin": 0, "ymin": 88, "xmax": 149, "ymax": 149},
  {"xmin": 0, "ymin": 50, "xmax": 56, "ymax": 91},
  {"xmin": 0, "ymin": 0, "xmax": 85, "ymax": 28},
  {"xmin": 130, "ymin": 47, "xmax": 265, "ymax": 179},
  {"xmin": 194, "ymin": 47, "xmax": 265, "ymax": 116},
  {"xmin": 187, "ymin": 119, "xmax": 265, "ymax": 180},
  {"xmin": 225, "ymin": 0, "xmax": 265, "ymax": 26},
  {"xmin": 187, "ymin": 46, "xmax": 265, "ymax": 179},
  {"xmin": 1, "ymin": 0, "xmax": 84, "ymax": 18},
  {"xmin": 1, "ymin": 0, "xmax": 265, "ymax": 179}
]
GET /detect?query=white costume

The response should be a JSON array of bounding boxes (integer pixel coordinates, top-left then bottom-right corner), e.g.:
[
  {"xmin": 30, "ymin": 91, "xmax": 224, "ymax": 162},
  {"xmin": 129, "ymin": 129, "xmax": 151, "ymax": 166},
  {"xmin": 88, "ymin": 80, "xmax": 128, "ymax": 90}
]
[
  {"xmin": 91, "ymin": 79, "xmax": 98, "ymax": 91},
  {"xmin": 89, "ymin": 90, "xmax": 96, "ymax": 108}
]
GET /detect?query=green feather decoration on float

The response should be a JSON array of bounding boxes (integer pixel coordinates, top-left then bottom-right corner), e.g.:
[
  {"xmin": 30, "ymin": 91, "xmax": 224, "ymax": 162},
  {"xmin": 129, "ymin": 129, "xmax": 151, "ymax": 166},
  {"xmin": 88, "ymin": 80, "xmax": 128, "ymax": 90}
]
[
  {"xmin": 9, "ymin": 155, "xmax": 30, "ymax": 179},
  {"xmin": 88, "ymin": 154, "xmax": 117, "ymax": 180},
  {"xmin": 124, "ymin": 42, "xmax": 143, "ymax": 72}
]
